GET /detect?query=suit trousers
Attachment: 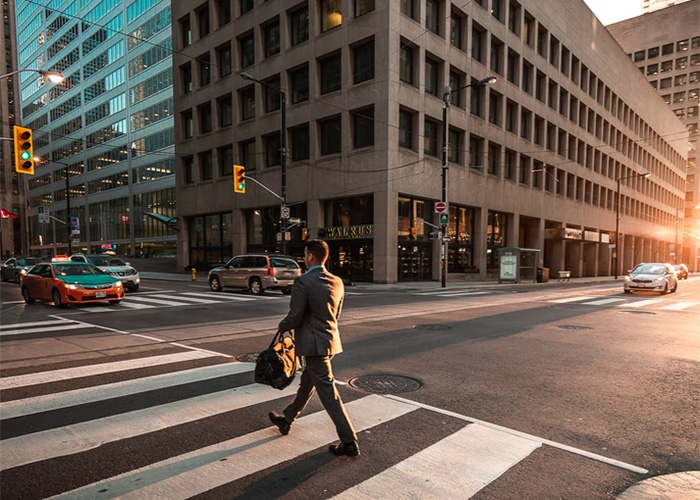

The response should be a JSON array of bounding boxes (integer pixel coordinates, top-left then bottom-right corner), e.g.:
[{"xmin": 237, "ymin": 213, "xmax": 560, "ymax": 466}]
[{"xmin": 283, "ymin": 355, "xmax": 357, "ymax": 444}]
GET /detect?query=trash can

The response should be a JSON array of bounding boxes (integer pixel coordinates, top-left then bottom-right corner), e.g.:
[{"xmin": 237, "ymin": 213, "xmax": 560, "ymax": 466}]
[{"xmin": 536, "ymin": 267, "xmax": 550, "ymax": 283}]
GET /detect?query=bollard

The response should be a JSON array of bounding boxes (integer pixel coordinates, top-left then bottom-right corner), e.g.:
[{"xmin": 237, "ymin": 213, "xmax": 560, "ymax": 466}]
[{"xmin": 191, "ymin": 267, "xmax": 197, "ymax": 281}]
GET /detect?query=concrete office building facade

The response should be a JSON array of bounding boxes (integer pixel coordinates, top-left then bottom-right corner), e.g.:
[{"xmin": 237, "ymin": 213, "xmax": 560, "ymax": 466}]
[
  {"xmin": 16, "ymin": 0, "xmax": 177, "ymax": 258},
  {"xmin": 608, "ymin": 0, "xmax": 699, "ymax": 271},
  {"xmin": 173, "ymin": 0, "xmax": 686, "ymax": 283}
]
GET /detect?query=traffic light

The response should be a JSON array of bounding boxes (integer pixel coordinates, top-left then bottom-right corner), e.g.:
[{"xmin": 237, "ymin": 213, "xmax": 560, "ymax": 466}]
[
  {"xmin": 301, "ymin": 228, "xmax": 309, "ymax": 241},
  {"xmin": 234, "ymin": 164, "xmax": 245, "ymax": 193},
  {"xmin": 13, "ymin": 126, "xmax": 35, "ymax": 175},
  {"xmin": 410, "ymin": 226, "xmax": 416, "ymax": 239}
]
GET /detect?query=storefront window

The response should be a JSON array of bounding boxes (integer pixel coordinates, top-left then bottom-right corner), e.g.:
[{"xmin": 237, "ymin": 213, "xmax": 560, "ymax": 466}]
[
  {"xmin": 448, "ymin": 205, "xmax": 476, "ymax": 272},
  {"xmin": 323, "ymin": 195, "xmax": 374, "ymax": 282},
  {"xmin": 487, "ymin": 210, "xmax": 508, "ymax": 270},
  {"xmin": 188, "ymin": 212, "xmax": 235, "ymax": 268},
  {"xmin": 246, "ymin": 204, "xmax": 307, "ymax": 256},
  {"xmin": 398, "ymin": 196, "xmax": 432, "ymax": 280}
]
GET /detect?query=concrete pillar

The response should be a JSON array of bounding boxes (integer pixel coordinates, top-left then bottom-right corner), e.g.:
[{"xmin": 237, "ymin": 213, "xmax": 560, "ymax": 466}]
[
  {"xmin": 374, "ymin": 190, "xmax": 398, "ymax": 284},
  {"xmin": 565, "ymin": 240, "xmax": 583, "ymax": 277},
  {"xmin": 544, "ymin": 222, "xmax": 565, "ymax": 274},
  {"xmin": 307, "ymin": 199, "xmax": 323, "ymax": 234},
  {"xmin": 535, "ymin": 218, "xmax": 546, "ymax": 267},
  {"xmin": 598, "ymin": 239, "xmax": 611, "ymax": 276},
  {"xmin": 232, "ymin": 209, "xmax": 246, "ymax": 255},
  {"xmin": 508, "ymin": 212, "xmax": 519, "ymax": 248},
  {"xmin": 475, "ymin": 208, "xmax": 489, "ymax": 278},
  {"xmin": 622, "ymin": 234, "xmax": 635, "ymax": 274},
  {"xmin": 583, "ymin": 242, "xmax": 598, "ymax": 276}
]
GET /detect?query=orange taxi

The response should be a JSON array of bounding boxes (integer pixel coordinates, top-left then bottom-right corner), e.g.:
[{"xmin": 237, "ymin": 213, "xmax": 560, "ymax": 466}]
[{"xmin": 20, "ymin": 256, "xmax": 124, "ymax": 308}]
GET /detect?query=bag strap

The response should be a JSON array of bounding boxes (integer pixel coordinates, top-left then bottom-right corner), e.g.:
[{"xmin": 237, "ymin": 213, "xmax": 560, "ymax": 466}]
[{"xmin": 267, "ymin": 330, "xmax": 294, "ymax": 350}]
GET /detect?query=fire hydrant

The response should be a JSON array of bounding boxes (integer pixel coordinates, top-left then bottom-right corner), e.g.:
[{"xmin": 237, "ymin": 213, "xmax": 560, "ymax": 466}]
[{"xmin": 191, "ymin": 268, "xmax": 197, "ymax": 281}]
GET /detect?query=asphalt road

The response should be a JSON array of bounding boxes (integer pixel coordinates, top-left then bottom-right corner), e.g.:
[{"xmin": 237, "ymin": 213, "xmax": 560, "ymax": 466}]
[{"xmin": 0, "ymin": 276, "xmax": 698, "ymax": 499}]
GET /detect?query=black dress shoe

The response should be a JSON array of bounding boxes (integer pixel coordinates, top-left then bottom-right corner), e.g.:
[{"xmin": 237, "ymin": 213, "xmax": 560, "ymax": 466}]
[
  {"xmin": 329, "ymin": 441, "xmax": 360, "ymax": 457},
  {"xmin": 269, "ymin": 412, "xmax": 291, "ymax": 435}
]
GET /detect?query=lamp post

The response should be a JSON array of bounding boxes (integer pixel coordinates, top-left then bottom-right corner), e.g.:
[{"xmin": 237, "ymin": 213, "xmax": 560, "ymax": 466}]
[
  {"xmin": 614, "ymin": 172, "xmax": 651, "ymax": 279},
  {"xmin": 441, "ymin": 76, "xmax": 497, "ymax": 288},
  {"xmin": 0, "ymin": 69, "xmax": 64, "ymax": 83},
  {"xmin": 239, "ymin": 72, "xmax": 288, "ymax": 255}
]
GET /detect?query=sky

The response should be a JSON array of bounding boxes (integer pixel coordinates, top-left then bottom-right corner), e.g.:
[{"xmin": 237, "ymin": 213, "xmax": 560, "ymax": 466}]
[{"xmin": 583, "ymin": 0, "xmax": 643, "ymax": 25}]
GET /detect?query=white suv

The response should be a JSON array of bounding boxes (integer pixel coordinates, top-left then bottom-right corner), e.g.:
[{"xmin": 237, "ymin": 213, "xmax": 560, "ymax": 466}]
[{"xmin": 70, "ymin": 253, "xmax": 141, "ymax": 292}]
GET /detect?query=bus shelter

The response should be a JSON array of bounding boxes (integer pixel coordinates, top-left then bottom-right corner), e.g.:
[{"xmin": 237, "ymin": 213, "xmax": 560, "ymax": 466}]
[{"xmin": 498, "ymin": 247, "xmax": 541, "ymax": 283}]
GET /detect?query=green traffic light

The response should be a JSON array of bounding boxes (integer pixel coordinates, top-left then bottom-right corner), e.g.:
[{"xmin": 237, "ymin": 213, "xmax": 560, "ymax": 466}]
[
  {"xmin": 20, "ymin": 151, "xmax": 32, "ymax": 160},
  {"xmin": 237, "ymin": 182, "xmax": 245, "ymax": 190}
]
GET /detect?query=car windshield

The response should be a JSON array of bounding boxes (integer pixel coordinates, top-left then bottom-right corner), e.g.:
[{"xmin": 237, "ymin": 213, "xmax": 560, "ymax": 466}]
[
  {"xmin": 54, "ymin": 264, "xmax": 106, "ymax": 276},
  {"xmin": 17, "ymin": 258, "xmax": 41, "ymax": 266},
  {"xmin": 270, "ymin": 257, "xmax": 299, "ymax": 269},
  {"xmin": 86, "ymin": 255, "xmax": 126, "ymax": 266},
  {"xmin": 632, "ymin": 264, "xmax": 665, "ymax": 275},
  {"xmin": 672, "ymin": 265, "xmax": 684, "ymax": 270}
]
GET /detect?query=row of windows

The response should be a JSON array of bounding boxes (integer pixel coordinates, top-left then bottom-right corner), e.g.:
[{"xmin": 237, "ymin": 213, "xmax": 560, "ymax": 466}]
[
  {"xmin": 651, "ymin": 71, "xmax": 700, "ymax": 90},
  {"xmin": 128, "ymin": 37, "xmax": 171, "ymax": 77},
  {"xmin": 131, "ymin": 98, "xmax": 173, "ymax": 131},
  {"xmin": 130, "ymin": 68, "xmax": 172, "ymax": 105},
  {"xmin": 86, "ymin": 119, "xmax": 128, "ymax": 148},
  {"xmin": 127, "ymin": 0, "xmax": 161, "ymax": 24},
  {"xmin": 85, "ymin": 0, "xmax": 121, "ymax": 24},
  {"xmin": 128, "ymin": 7, "xmax": 171, "ymax": 51},
  {"xmin": 643, "ymin": 54, "xmax": 700, "ymax": 76},
  {"xmin": 87, "ymin": 145, "xmax": 129, "ymax": 171},
  {"xmin": 85, "ymin": 67, "xmax": 126, "ymax": 103},
  {"xmin": 632, "ymin": 35, "xmax": 700, "ymax": 62},
  {"xmin": 84, "ymin": 40, "xmax": 125, "ymax": 79},
  {"xmin": 85, "ymin": 93, "xmax": 127, "ymax": 125},
  {"xmin": 83, "ymin": 16, "xmax": 123, "ymax": 56},
  {"xmin": 50, "ymin": 94, "xmax": 81, "ymax": 121},
  {"xmin": 49, "ymin": 72, "xmax": 81, "ymax": 101}
]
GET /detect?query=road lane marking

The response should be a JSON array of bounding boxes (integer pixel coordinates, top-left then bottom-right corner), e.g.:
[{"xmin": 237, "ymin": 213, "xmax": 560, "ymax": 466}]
[
  {"xmin": 548, "ymin": 296, "xmax": 597, "ymax": 303},
  {"xmin": 1, "ymin": 381, "xmax": 303, "ymax": 471},
  {"xmin": 120, "ymin": 296, "xmax": 198, "ymax": 306},
  {"xmin": 332, "ymin": 424, "xmax": 541, "ymax": 499},
  {"xmin": 0, "ymin": 350, "xmax": 216, "ymax": 391},
  {"xmin": 385, "ymin": 395, "xmax": 648, "ymax": 474},
  {"xmin": 0, "ymin": 362, "xmax": 252, "ymax": 419},
  {"xmin": 147, "ymin": 293, "xmax": 222, "ymax": 304},
  {"xmin": 0, "ymin": 319, "xmax": 71, "ymax": 330},
  {"xmin": 618, "ymin": 299, "xmax": 661, "ymax": 308},
  {"xmin": 180, "ymin": 292, "xmax": 257, "ymax": 301},
  {"xmin": 658, "ymin": 301, "xmax": 698, "ymax": 311},
  {"xmin": 0, "ymin": 323, "xmax": 86, "ymax": 337},
  {"xmin": 117, "ymin": 302, "xmax": 157, "ymax": 309},
  {"xmin": 581, "ymin": 298, "xmax": 628, "ymax": 306},
  {"xmin": 416, "ymin": 291, "xmax": 492, "ymax": 297},
  {"xmin": 48, "ymin": 395, "xmax": 415, "ymax": 500}
]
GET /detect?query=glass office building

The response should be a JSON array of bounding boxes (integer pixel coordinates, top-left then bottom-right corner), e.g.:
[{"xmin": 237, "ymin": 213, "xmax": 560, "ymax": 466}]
[{"xmin": 15, "ymin": 0, "xmax": 176, "ymax": 258}]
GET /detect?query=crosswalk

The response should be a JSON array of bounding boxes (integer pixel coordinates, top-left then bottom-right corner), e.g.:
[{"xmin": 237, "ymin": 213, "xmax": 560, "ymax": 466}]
[
  {"xmin": 548, "ymin": 294, "xmax": 699, "ymax": 311},
  {"xmin": 0, "ymin": 349, "xmax": 647, "ymax": 499}
]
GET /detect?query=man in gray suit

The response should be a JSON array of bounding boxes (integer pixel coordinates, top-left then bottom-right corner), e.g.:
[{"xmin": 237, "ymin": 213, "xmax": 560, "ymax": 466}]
[{"xmin": 269, "ymin": 240, "xmax": 359, "ymax": 457}]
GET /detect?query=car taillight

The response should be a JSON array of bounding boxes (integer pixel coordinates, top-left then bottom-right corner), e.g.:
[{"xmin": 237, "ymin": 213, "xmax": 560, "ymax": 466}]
[{"xmin": 268, "ymin": 267, "xmax": 275, "ymax": 276}]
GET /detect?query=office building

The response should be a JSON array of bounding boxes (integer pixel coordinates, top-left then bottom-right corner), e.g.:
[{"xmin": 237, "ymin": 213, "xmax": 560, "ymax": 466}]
[
  {"xmin": 172, "ymin": 0, "xmax": 687, "ymax": 283},
  {"xmin": 608, "ymin": 0, "xmax": 699, "ymax": 271},
  {"xmin": 641, "ymin": 0, "xmax": 691, "ymax": 14},
  {"xmin": 16, "ymin": 0, "xmax": 177, "ymax": 258}
]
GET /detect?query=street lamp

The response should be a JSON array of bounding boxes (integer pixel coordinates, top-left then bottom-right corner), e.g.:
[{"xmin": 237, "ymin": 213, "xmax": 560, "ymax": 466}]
[
  {"xmin": 614, "ymin": 171, "xmax": 651, "ymax": 279},
  {"xmin": 239, "ymin": 72, "xmax": 289, "ymax": 255},
  {"xmin": 440, "ymin": 76, "xmax": 497, "ymax": 288},
  {"xmin": 0, "ymin": 69, "xmax": 64, "ymax": 83},
  {"xmin": 34, "ymin": 157, "xmax": 74, "ymax": 254}
]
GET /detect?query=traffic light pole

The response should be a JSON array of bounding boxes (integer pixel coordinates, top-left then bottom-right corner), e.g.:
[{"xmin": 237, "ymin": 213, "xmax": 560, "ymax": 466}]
[
  {"xmin": 280, "ymin": 91, "xmax": 288, "ymax": 256},
  {"xmin": 440, "ymin": 90, "xmax": 449, "ymax": 289},
  {"xmin": 66, "ymin": 165, "xmax": 71, "ymax": 255}
]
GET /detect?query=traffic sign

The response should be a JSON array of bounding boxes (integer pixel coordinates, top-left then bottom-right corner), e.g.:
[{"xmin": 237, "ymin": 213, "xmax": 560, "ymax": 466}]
[
  {"xmin": 39, "ymin": 213, "xmax": 49, "ymax": 224},
  {"xmin": 429, "ymin": 231, "xmax": 441, "ymax": 240},
  {"xmin": 435, "ymin": 202, "xmax": 447, "ymax": 214},
  {"xmin": 38, "ymin": 206, "xmax": 50, "ymax": 215},
  {"xmin": 439, "ymin": 213, "xmax": 449, "ymax": 226},
  {"xmin": 281, "ymin": 206, "xmax": 291, "ymax": 219}
]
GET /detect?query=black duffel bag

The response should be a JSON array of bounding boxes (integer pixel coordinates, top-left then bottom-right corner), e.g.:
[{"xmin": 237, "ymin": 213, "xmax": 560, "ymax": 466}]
[{"xmin": 254, "ymin": 330, "xmax": 301, "ymax": 390}]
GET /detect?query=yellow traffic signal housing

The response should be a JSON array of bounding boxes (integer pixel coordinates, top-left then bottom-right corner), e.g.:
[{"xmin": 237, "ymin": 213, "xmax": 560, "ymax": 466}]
[
  {"xmin": 410, "ymin": 226, "xmax": 416, "ymax": 239},
  {"xmin": 13, "ymin": 126, "xmax": 35, "ymax": 175},
  {"xmin": 234, "ymin": 165, "xmax": 245, "ymax": 193}
]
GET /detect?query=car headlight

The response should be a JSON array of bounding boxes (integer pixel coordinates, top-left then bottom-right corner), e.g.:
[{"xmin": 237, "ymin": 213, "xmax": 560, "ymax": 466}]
[
  {"xmin": 20, "ymin": 269, "xmax": 28, "ymax": 275},
  {"xmin": 653, "ymin": 276, "xmax": 663, "ymax": 282},
  {"xmin": 115, "ymin": 281, "xmax": 123, "ymax": 287},
  {"xmin": 624, "ymin": 276, "xmax": 631, "ymax": 282},
  {"xmin": 66, "ymin": 283, "xmax": 83, "ymax": 290}
]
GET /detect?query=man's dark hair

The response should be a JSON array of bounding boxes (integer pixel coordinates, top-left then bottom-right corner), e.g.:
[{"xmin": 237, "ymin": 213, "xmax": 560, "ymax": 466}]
[{"xmin": 305, "ymin": 239, "xmax": 329, "ymax": 264}]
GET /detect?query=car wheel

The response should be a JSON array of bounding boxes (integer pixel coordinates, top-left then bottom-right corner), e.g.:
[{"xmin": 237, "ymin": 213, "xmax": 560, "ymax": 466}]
[
  {"xmin": 209, "ymin": 275, "xmax": 223, "ymax": 292},
  {"xmin": 22, "ymin": 286, "xmax": 35, "ymax": 304},
  {"xmin": 624, "ymin": 289, "xmax": 631, "ymax": 294},
  {"xmin": 249, "ymin": 278, "xmax": 264, "ymax": 295},
  {"xmin": 662, "ymin": 283, "xmax": 669, "ymax": 295},
  {"xmin": 52, "ymin": 288, "xmax": 67, "ymax": 308},
  {"xmin": 282, "ymin": 288, "xmax": 292, "ymax": 295},
  {"xmin": 127, "ymin": 285, "xmax": 139, "ymax": 292},
  {"xmin": 671, "ymin": 282, "xmax": 678, "ymax": 293},
  {"xmin": 109, "ymin": 300, "xmax": 121, "ymax": 305}
]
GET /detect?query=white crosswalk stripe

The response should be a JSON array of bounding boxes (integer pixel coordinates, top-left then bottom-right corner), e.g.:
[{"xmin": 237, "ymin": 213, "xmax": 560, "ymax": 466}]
[
  {"xmin": 0, "ymin": 351, "xmax": 647, "ymax": 499},
  {"xmin": 0, "ymin": 319, "xmax": 103, "ymax": 339},
  {"xmin": 548, "ymin": 295, "xmax": 699, "ymax": 311},
  {"xmin": 414, "ymin": 290, "xmax": 492, "ymax": 297}
]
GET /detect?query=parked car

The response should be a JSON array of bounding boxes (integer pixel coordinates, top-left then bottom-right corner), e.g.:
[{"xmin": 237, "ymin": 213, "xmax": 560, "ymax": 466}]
[
  {"xmin": 1, "ymin": 256, "xmax": 42, "ymax": 283},
  {"xmin": 208, "ymin": 254, "xmax": 301, "ymax": 295},
  {"xmin": 69, "ymin": 253, "xmax": 140, "ymax": 292},
  {"xmin": 21, "ymin": 257, "xmax": 124, "ymax": 308},
  {"xmin": 672, "ymin": 264, "xmax": 689, "ymax": 280},
  {"xmin": 624, "ymin": 263, "xmax": 678, "ymax": 294}
]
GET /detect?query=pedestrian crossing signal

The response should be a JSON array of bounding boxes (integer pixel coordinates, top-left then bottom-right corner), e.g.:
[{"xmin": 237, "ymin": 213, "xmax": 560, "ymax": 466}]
[
  {"xmin": 13, "ymin": 126, "xmax": 35, "ymax": 175},
  {"xmin": 234, "ymin": 165, "xmax": 245, "ymax": 193}
]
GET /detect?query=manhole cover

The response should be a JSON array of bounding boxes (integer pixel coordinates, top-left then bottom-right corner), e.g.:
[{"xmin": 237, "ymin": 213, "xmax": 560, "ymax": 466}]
[
  {"xmin": 619, "ymin": 310, "xmax": 656, "ymax": 315},
  {"xmin": 558, "ymin": 325, "xmax": 593, "ymax": 331},
  {"xmin": 235, "ymin": 352, "xmax": 259, "ymax": 363},
  {"xmin": 412, "ymin": 324, "xmax": 452, "ymax": 330},
  {"xmin": 348, "ymin": 374, "xmax": 422, "ymax": 394}
]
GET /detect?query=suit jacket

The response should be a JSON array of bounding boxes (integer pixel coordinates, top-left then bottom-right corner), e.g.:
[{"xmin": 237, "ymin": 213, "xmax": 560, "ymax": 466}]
[{"xmin": 278, "ymin": 266, "xmax": 344, "ymax": 356}]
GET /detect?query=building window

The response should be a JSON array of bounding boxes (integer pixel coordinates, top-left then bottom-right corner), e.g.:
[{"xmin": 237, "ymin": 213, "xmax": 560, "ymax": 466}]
[
  {"xmin": 353, "ymin": 107, "xmax": 374, "ymax": 148},
  {"xmin": 674, "ymin": 91, "xmax": 686, "ymax": 103},
  {"xmin": 676, "ymin": 57, "xmax": 688, "ymax": 70},
  {"xmin": 470, "ymin": 82, "xmax": 484, "ymax": 118},
  {"xmin": 648, "ymin": 46, "xmax": 659, "ymax": 58},
  {"xmin": 661, "ymin": 60, "xmax": 673, "ymax": 72},
  {"xmin": 219, "ymin": 145, "xmax": 233, "ymax": 176},
  {"xmin": 505, "ymin": 100, "xmax": 517, "ymax": 132},
  {"xmin": 217, "ymin": 44, "xmax": 232, "ymax": 77},
  {"xmin": 504, "ymin": 149, "xmax": 516, "ymax": 180},
  {"xmin": 633, "ymin": 50, "xmax": 645, "ymax": 62},
  {"xmin": 523, "ymin": 12, "xmax": 534, "ymax": 47},
  {"xmin": 199, "ymin": 150, "xmax": 213, "ymax": 180},
  {"xmin": 265, "ymin": 133, "xmax": 281, "ymax": 167},
  {"xmin": 449, "ymin": 71, "xmax": 463, "ymax": 107},
  {"xmin": 319, "ymin": 51, "xmax": 341, "ymax": 94},
  {"xmin": 264, "ymin": 17, "xmax": 280, "ymax": 57},
  {"xmin": 197, "ymin": 4, "xmax": 210, "ymax": 38},
  {"xmin": 522, "ymin": 60, "xmax": 533, "ymax": 93},
  {"xmin": 321, "ymin": 0, "xmax": 342, "ymax": 31},
  {"xmin": 290, "ymin": 4, "xmax": 309, "ymax": 46},
  {"xmin": 290, "ymin": 124, "xmax": 310, "ymax": 161},
  {"xmin": 239, "ymin": 32, "xmax": 254, "ymax": 68},
  {"xmin": 450, "ymin": 14, "xmax": 463, "ymax": 49},
  {"xmin": 401, "ymin": 0, "xmax": 417, "ymax": 20},
  {"xmin": 488, "ymin": 142, "xmax": 500, "ymax": 175},
  {"xmin": 217, "ymin": 0, "xmax": 231, "ymax": 26},
  {"xmin": 241, "ymin": 0, "xmax": 254, "ymax": 14},
  {"xmin": 425, "ymin": 56, "xmax": 440, "ymax": 96},
  {"xmin": 448, "ymin": 128, "xmax": 462, "ymax": 164},
  {"xmin": 675, "ymin": 74, "xmax": 687, "ymax": 86},
  {"xmin": 353, "ymin": 38, "xmax": 374, "ymax": 84},
  {"xmin": 691, "ymin": 54, "xmax": 700, "ymax": 67},
  {"xmin": 424, "ymin": 119, "xmax": 438, "ymax": 157},
  {"xmin": 218, "ymin": 94, "xmax": 233, "ymax": 128},
  {"xmin": 662, "ymin": 42, "xmax": 673, "ymax": 55},
  {"xmin": 400, "ymin": 43, "xmax": 414, "ymax": 84},
  {"xmin": 472, "ymin": 23, "xmax": 485, "ymax": 63},
  {"xmin": 289, "ymin": 65, "xmax": 309, "ymax": 104},
  {"xmin": 399, "ymin": 109, "xmax": 414, "ymax": 149},
  {"xmin": 677, "ymin": 39, "xmax": 689, "ymax": 52},
  {"xmin": 508, "ymin": 1, "xmax": 520, "ymax": 35},
  {"xmin": 319, "ymin": 115, "xmax": 341, "ymax": 155},
  {"xmin": 354, "ymin": 0, "xmax": 374, "ymax": 16},
  {"xmin": 239, "ymin": 139, "xmax": 256, "ymax": 171},
  {"xmin": 490, "ymin": 37, "xmax": 504, "ymax": 75},
  {"xmin": 181, "ymin": 63, "xmax": 193, "ymax": 93},
  {"xmin": 240, "ymin": 86, "xmax": 255, "ymax": 120},
  {"xmin": 264, "ymin": 75, "xmax": 281, "ymax": 113},
  {"xmin": 425, "ymin": 0, "xmax": 439, "ymax": 35},
  {"xmin": 489, "ymin": 91, "xmax": 502, "ymax": 125},
  {"xmin": 492, "ymin": 0, "xmax": 504, "ymax": 22},
  {"xmin": 690, "ymin": 71, "xmax": 700, "ymax": 84},
  {"xmin": 507, "ymin": 50, "xmax": 519, "ymax": 84},
  {"xmin": 646, "ymin": 63, "xmax": 658, "ymax": 76},
  {"xmin": 182, "ymin": 109, "xmax": 193, "ymax": 139},
  {"xmin": 198, "ymin": 53, "xmax": 211, "ymax": 86},
  {"xmin": 198, "ymin": 103, "xmax": 212, "ymax": 134},
  {"xmin": 183, "ymin": 155, "xmax": 194, "ymax": 184},
  {"xmin": 469, "ymin": 134, "xmax": 483, "ymax": 169},
  {"xmin": 179, "ymin": 15, "xmax": 191, "ymax": 48}
]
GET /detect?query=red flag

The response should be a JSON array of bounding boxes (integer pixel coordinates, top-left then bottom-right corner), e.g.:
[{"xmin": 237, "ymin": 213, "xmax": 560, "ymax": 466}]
[{"xmin": 0, "ymin": 208, "xmax": 17, "ymax": 219}]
